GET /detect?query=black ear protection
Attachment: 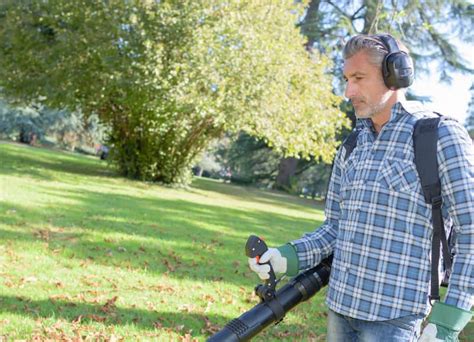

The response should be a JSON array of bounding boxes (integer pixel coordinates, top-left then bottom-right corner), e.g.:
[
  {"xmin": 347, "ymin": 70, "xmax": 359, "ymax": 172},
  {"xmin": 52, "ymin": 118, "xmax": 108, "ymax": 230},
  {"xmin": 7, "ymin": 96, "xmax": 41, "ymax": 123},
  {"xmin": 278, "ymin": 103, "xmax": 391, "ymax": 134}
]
[{"xmin": 375, "ymin": 34, "xmax": 414, "ymax": 90}]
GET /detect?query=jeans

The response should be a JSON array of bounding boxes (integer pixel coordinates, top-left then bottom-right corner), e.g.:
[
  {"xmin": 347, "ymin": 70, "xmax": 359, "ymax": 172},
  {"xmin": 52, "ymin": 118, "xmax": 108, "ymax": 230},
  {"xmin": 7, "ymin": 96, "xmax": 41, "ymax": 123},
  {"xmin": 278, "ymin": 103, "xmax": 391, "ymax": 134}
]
[{"xmin": 327, "ymin": 309, "xmax": 424, "ymax": 342}]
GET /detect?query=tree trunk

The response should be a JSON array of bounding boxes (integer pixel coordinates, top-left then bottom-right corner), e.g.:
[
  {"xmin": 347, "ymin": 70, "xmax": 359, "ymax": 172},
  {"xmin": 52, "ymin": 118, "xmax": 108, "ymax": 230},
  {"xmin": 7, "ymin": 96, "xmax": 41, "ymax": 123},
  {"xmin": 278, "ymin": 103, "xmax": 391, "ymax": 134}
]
[
  {"xmin": 274, "ymin": 157, "xmax": 298, "ymax": 191},
  {"xmin": 302, "ymin": 0, "xmax": 322, "ymax": 52}
]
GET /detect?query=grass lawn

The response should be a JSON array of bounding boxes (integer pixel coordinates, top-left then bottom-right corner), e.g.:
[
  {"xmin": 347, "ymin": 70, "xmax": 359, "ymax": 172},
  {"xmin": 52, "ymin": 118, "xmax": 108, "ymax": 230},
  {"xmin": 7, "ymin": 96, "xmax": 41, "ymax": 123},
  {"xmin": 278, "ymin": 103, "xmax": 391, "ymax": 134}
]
[
  {"xmin": 0, "ymin": 141, "xmax": 328, "ymax": 341},
  {"xmin": 0, "ymin": 141, "xmax": 472, "ymax": 341}
]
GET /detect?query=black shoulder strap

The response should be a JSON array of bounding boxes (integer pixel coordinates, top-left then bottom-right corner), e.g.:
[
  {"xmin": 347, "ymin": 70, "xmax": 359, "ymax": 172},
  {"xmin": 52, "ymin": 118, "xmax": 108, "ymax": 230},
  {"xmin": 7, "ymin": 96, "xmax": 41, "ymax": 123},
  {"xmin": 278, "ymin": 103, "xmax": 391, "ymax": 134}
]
[
  {"xmin": 413, "ymin": 115, "xmax": 452, "ymax": 302},
  {"xmin": 342, "ymin": 128, "xmax": 361, "ymax": 161},
  {"xmin": 413, "ymin": 116, "xmax": 442, "ymax": 204}
]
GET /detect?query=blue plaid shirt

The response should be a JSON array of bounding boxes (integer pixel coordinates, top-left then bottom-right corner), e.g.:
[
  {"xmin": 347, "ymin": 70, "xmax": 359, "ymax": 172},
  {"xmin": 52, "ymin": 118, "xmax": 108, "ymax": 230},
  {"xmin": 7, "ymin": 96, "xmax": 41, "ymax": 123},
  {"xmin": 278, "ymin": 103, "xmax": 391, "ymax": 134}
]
[{"xmin": 290, "ymin": 101, "xmax": 473, "ymax": 321}]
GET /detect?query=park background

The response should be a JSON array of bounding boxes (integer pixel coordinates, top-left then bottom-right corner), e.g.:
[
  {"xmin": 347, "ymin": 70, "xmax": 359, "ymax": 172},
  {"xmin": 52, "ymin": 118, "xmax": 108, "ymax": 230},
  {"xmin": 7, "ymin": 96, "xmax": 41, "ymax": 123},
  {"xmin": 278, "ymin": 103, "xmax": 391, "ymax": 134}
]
[{"xmin": 0, "ymin": 1, "xmax": 473, "ymax": 341}]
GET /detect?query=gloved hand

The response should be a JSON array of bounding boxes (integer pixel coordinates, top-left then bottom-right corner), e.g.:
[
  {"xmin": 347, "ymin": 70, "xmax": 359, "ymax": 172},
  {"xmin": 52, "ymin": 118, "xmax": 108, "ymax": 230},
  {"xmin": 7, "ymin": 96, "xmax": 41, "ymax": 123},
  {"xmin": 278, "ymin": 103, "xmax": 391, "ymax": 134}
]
[
  {"xmin": 248, "ymin": 248, "xmax": 287, "ymax": 280},
  {"xmin": 418, "ymin": 324, "xmax": 443, "ymax": 342},
  {"xmin": 419, "ymin": 302, "xmax": 472, "ymax": 342}
]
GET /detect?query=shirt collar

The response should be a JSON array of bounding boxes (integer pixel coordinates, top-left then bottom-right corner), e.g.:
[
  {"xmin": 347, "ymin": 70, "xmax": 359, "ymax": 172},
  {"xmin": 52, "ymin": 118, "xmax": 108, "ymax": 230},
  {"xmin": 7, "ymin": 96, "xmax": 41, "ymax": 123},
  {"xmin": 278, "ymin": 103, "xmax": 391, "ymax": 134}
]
[{"xmin": 355, "ymin": 101, "xmax": 425, "ymax": 130}]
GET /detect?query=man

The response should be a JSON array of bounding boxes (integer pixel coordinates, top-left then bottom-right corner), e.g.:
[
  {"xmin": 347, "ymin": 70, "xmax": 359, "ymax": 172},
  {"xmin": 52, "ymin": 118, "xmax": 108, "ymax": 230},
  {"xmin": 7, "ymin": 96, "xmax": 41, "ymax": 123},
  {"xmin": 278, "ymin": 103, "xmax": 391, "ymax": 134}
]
[{"xmin": 248, "ymin": 34, "xmax": 473, "ymax": 341}]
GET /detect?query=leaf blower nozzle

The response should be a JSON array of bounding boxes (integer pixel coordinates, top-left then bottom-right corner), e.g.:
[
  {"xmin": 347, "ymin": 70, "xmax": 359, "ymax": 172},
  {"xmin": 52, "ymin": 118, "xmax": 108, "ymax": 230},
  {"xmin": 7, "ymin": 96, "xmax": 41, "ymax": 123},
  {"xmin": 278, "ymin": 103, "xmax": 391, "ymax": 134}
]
[{"xmin": 208, "ymin": 235, "xmax": 332, "ymax": 342}]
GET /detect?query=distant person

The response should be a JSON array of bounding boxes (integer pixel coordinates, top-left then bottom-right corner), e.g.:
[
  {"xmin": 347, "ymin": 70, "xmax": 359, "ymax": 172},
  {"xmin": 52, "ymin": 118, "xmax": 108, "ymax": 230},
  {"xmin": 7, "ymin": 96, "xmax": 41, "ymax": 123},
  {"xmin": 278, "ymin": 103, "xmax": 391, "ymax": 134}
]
[
  {"xmin": 98, "ymin": 144, "xmax": 109, "ymax": 160},
  {"xmin": 248, "ymin": 34, "xmax": 473, "ymax": 341}
]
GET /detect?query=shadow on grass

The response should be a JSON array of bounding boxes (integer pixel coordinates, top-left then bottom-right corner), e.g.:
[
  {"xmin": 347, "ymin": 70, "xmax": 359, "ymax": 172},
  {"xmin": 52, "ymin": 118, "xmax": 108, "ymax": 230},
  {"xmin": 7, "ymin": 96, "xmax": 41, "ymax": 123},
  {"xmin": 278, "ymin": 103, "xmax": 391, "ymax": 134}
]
[
  {"xmin": 0, "ymin": 294, "xmax": 322, "ymax": 340},
  {"xmin": 0, "ymin": 186, "xmax": 323, "ymax": 288},
  {"xmin": 0, "ymin": 294, "xmax": 222, "ymax": 335}
]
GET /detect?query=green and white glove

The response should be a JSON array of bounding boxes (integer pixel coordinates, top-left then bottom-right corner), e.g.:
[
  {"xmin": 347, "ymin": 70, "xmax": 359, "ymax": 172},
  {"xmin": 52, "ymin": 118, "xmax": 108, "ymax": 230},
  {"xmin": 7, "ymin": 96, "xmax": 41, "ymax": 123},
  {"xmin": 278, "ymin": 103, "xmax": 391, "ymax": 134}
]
[
  {"xmin": 248, "ymin": 247, "xmax": 287, "ymax": 280},
  {"xmin": 247, "ymin": 244, "xmax": 299, "ymax": 280},
  {"xmin": 419, "ymin": 302, "xmax": 472, "ymax": 342}
]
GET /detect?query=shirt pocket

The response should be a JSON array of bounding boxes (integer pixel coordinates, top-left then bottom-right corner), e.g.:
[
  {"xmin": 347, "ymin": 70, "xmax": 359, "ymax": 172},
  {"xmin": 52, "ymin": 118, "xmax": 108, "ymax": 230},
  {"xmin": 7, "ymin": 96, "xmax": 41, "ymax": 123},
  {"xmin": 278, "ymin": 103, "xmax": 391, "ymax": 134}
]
[
  {"xmin": 342, "ymin": 149, "xmax": 362, "ymax": 185},
  {"xmin": 377, "ymin": 157, "xmax": 419, "ymax": 193}
]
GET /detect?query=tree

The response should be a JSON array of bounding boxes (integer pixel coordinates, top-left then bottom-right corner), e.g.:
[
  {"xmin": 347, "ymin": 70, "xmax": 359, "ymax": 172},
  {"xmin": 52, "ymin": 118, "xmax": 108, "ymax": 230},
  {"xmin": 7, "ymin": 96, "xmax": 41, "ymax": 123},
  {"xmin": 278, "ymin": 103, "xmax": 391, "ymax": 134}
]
[
  {"xmin": 0, "ymin": 98, "xmax": 106, "ymax": 150},
  {"xmin": 217, "ymin": 132, "xmax": 281, "ymax": 186},
  {"xmin": 271, "ymin": 0, "xmax": 473, "ymax": 192},
  {"xmin": 0, "ymin": 1, "xmax": 348, "ymax": 184},
  {"xmin": 466, "ymin": 83, "xmax": 474, "ymax": 139},
  {"xmin": 299, "ymin": 0, "xmax": 473, "ymax": 81},
  {"xmin": 0, "ymin": 100, "xmax": 45, "ymax": 144},
  {"xmin": 221, "ymin": 1, "xmax": 473, "ymax": 193}
]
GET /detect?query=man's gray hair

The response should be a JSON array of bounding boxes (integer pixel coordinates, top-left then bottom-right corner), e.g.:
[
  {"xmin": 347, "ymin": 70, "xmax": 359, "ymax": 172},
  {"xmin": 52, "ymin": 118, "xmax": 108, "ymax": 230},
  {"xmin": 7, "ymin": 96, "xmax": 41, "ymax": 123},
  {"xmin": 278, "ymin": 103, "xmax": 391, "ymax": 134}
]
[
  {"xmin": 343, "ymin": 35, "xmax": 388, "ymax": 67},
  {"xmin": 343, "ymin": 34, "xmax": 409, "ymax": 68}
]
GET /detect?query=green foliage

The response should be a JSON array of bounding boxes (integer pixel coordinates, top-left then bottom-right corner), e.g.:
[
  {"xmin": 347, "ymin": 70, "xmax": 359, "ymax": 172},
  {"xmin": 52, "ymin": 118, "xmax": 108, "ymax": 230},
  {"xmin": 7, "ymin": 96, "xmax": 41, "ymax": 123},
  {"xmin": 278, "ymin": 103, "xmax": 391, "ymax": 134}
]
[
  {"xmin": 0, "ymin": 100, "xmax": 44, "ymax": 143},
  {"xmin": 297, "ymin": 161, "xmax": 332, "ymax": 199},
  {"xmin": 0, "ymin": 99, "xmax": 106, "ymax": 150},
  {"xmin": 215, "ymin": 132, "xmax": 333, "ymax": 196},
  {"xmin": 217, "ymin": 132, "xmax": 280, "ymax": 186},
  {"xmin": 466, "ymin": 83, "xmax": 474, "ymax": 139},
  {"xmin": 299, "ymin": 0, "xmax": 473, "ymax": 88},
  {"xmin": 0, "ymin": 1, "xmax": 348, "ymax": 184}
]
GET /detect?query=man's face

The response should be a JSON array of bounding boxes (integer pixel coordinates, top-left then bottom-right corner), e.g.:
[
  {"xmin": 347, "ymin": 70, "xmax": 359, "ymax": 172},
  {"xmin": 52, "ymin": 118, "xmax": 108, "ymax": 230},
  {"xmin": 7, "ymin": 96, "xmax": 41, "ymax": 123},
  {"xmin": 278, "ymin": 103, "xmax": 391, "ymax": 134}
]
[{"xmin": 343, "ymin": 51, "xmax": 393, "ymax": 119}]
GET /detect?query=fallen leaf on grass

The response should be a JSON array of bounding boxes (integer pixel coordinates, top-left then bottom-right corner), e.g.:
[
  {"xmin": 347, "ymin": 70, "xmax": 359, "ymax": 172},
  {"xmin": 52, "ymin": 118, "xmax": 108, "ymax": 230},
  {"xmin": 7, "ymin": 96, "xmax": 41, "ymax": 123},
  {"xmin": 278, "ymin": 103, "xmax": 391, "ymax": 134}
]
[
  {"xmin": 54, "ymin": 280, "xmax": 64, "ymax": 288},
  {"xmin": 163, "ymin": 259, "xmax": 175, "ymax": 272},
  {"xmin": 3, "ymin": 279, "xmax": 14, "ymax": 288},
  {"xmin": 81, "ymin": 277, "xmax": 100, "ymax": 287},
  {"xmin": 275, "ymin": 330, "xmax": 292, "ymax": 338},
  {"xmin": 202, "ymin": 294, "xmax": 216, "ymax": 303},
  {"xmin": 101, "ymin": 296, "xmax": 118, "ymax": 313},
  {"xmin": 33, "ymin": 229, "xmax": 50, "ymax": 241},
  {"xmin": 80, "ymin": 259, "xmax": 92, "ymax": 267},
  {"xmin": 73, "ymin": 314, "xmax": 107, "ymax": 323},
  {"xmin": 51, "ymin": 248, "xmax": 63, "ymax": 255},
  {"xmin": 244, "ymin": 290, "xmax": 259, "ymax": 304},
  {"xmin": 179, "ymin": 333, "xmax": 199, "ymax": 342},
  {"xmin": 201, "ymin": 316, "xmax": 220, "ymax": 335},
  {"xmin": 150, "ymin": 284, "xmax": 176, "ymax": 294}
]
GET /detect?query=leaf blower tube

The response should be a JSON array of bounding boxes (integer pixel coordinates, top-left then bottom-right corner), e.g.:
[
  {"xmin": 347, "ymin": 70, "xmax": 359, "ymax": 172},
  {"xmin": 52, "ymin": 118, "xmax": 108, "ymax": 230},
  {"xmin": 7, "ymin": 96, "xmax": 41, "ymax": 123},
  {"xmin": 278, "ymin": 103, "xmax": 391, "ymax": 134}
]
[{"xmin": 208, "ymin": 235, "xmax": 332, "ymax": 342}]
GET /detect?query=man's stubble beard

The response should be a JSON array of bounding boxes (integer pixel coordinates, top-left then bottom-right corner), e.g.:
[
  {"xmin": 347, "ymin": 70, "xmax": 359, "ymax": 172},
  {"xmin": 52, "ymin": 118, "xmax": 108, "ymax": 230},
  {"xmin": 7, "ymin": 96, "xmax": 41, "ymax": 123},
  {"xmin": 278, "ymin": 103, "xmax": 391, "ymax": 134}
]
[{"xmin": 353, "ymin": 92, "xmax": 392, "ymax": 120}]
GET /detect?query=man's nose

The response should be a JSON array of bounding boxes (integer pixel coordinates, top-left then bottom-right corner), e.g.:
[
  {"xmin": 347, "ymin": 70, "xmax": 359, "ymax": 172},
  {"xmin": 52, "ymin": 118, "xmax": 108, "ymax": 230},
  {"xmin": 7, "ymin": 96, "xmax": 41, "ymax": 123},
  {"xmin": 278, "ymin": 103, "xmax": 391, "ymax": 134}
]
[{"xmin": 344, "ymin": 81, "xmax": 356, "ymax": 99}]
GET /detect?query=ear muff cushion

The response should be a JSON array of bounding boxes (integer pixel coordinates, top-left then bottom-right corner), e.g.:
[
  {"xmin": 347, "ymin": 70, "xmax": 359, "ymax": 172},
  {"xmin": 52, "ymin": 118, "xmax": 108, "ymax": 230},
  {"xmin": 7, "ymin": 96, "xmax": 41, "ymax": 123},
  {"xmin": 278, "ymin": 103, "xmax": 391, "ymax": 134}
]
[
  {"xmin": 384, "ymin": 52, "xmax": 414, "ymax": 89},
  {"xmin": 377, "ymin": 34, "xmax": 414, "ymax": 90}
]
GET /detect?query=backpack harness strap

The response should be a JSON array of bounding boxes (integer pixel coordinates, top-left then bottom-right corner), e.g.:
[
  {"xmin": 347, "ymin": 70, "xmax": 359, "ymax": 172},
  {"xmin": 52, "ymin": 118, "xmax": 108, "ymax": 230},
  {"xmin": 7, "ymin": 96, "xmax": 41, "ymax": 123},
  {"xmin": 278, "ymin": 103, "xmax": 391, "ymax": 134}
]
[{"xmin": 413, "ymin": 116, "xmax": 452, "ymax": 302}]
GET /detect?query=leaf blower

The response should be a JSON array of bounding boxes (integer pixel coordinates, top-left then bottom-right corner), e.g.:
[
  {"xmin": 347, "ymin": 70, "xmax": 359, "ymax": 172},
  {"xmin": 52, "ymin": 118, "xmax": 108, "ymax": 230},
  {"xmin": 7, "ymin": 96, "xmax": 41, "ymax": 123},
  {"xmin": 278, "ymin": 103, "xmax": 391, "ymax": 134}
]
[{"xmin": 208, "ymin": 235, "xmax": 332, "ymax": 341}]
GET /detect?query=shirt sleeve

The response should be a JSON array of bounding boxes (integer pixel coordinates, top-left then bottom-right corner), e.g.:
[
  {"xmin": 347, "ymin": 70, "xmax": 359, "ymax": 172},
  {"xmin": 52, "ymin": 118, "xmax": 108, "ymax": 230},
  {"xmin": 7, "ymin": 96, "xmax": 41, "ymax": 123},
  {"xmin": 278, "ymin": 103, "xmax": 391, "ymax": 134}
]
[
  {"xmin": 437, "ymin": 119, "xmax": 474, "ymax": 311},
  {"xmin": 289, "ymin": 144, "xmax": 344, "ymax": 271}
]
